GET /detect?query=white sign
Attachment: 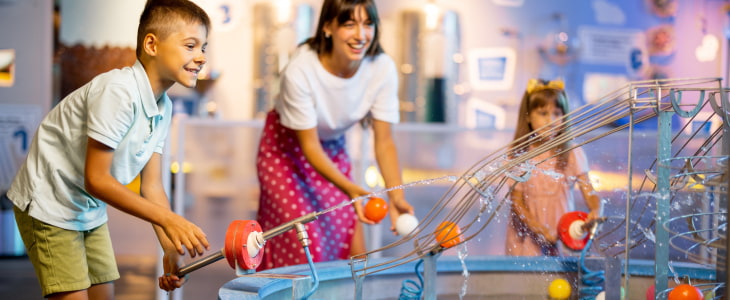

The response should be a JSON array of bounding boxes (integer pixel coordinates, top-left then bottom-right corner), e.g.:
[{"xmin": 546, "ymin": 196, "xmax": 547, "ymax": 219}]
[
  {"xmin": 0, "ymin": 104, "xmax": 42, "ymax": 191},
  {"xmin": 468, "ymin": 47, "xmax": 517, "ymax": 91},
  {"xmin": 583, "ymin": 73, "xmax": 629, "ymax": 104},
  {"xmin": 578, "ymin": 27, "xmax": 644, "ymax": 65},
  {"xmin": 491, "ymin": 0, "xmax": 524, "ymax": 7}
]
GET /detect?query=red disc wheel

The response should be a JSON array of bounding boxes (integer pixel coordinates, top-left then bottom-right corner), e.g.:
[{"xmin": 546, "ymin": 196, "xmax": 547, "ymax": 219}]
[
  {"xmin": 224, "ymin": 220, "xmax": 245, "ymax": 269},
  {"xmin": 558, "ymin": 211, "xmax": 590, "ymax": 250},
  {"xmin": 233, "ymin": 220, "xmax": 264, "ymax": 271}
]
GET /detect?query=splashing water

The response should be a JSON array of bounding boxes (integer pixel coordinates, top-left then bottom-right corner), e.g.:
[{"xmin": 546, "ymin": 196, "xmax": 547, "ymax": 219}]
[
  {"xmin": 316, "ymin": 175, "xmax": 461, "ymax": 217},
  {"xmin": 542, "ymin": 169, "xmax": 565, "ymax": 180},
  {"xmin": 640, "ymin": 224, "xmax": 656, "ymax": 243},
  {"xmin": 457, "ymin": 243, "xmax": 470, "ymax": 300},
  {"xmin": 668, "ymin": 261, "xmax": 680, "ymax": 284}
]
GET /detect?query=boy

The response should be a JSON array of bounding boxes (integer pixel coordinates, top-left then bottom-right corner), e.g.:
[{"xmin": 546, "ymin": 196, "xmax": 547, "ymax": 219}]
[{"xmin": 7, "ymin": 0, "xmax": 211, "ymax": 298}]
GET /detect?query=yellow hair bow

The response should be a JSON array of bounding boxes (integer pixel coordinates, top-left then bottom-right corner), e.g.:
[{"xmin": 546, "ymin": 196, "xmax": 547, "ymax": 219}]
[{"xmin": 526, "ymin": 78, "xmax": 565, "ymax": 94}]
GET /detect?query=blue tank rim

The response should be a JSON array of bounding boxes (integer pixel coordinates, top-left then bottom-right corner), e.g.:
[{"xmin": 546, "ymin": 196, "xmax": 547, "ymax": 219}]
[{"xmin": 218, "ymin": 255, "xmax": 717, "ymax": 299}]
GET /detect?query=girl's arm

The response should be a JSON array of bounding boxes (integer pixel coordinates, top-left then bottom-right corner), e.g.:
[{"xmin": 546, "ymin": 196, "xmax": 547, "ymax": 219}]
[
  {"xmin": 575, "ymin": 172, "xmax": 601, "ymax": 219},
  {"xmin": 371, "ymin": 119, "xmax": 414, "ymax": 232},
  {"xmin": 294, "ymin": 128, "xmax": 374, "ymax": 224},
  {"xmin": 571, "ymin": 148, "xmax": 602, "ymax": 219},
  {"xmin": 510, "ymin": 187, "xmax": 557, "ymax": 244}
]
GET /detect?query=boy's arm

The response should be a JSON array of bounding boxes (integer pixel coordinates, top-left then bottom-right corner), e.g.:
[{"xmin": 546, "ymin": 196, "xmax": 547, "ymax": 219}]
[
  {"xmin": 84, "ymin": 138, "xmax": 209, "ymax": 257},
  {"xmin": 139, "ymin": 152, "xmax": 180, "ymax": 252},
  {"xmin": 140, "ymin": 152, "xmax": 197, "ymax": 290}
]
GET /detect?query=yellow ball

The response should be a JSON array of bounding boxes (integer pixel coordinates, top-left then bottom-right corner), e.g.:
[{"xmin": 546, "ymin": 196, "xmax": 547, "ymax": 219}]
[{"xmin": 548, "ymin": 278, "xmax": 571, "ymax": 299}]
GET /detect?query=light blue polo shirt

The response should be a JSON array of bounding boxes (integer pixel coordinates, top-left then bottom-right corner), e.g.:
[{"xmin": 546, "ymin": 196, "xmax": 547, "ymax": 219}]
[{"xmin": 8, "ymin": 60, "xmax": 172, "ymax": 231}]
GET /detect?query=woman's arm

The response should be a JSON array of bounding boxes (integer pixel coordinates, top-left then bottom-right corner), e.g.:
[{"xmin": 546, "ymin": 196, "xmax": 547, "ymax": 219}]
[
  {"xmin": 371, "ymin": 119, "xmax": 413, "ymax": 231},
  {"xmin": 294, "ymin": 128, "xmax": 374, "ymax": 224}
]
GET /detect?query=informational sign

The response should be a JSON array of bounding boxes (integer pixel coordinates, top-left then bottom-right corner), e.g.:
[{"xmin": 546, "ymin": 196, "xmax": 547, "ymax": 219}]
[
  {"xmin": 468, "ymin": 47, "xmax": 516, "ymax": 91},
  {"xmin": 463, "ymin": 97, "xmax": 506, "ymax": 129},
  {"xmin": 578, "ymin": 27, "xmax": 644, "ymax": 66},
  {"xmin": 491, "ymin": 0, "xmax": 524, "ymax": 7},
  {"xmin": 195, "ymin": 0, "xmax": 242, "ymax": 32},
  {"xmin": 582, "ymin": 73, "xmax": 629, "ymax": 104},
  {"xmin": 0, "ymin": 104, "xmax": 42, "ymax": 191}
]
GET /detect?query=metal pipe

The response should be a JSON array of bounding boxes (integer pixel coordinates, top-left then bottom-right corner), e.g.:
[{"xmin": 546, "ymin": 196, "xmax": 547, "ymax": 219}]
[
  {"xmin": 295, "ymin": 223, "xmax": 311, "ymax": 247},
  {"xmin": 263, "ymin": 212, "xmax": 318, "ymax": 241},
  {"xmin": 175, "ymin": 212, "xmax": 318, "ymax": 277},
  {"xmin": 177, "ymin": 249, "xmax": 226, "ymax": 277}
]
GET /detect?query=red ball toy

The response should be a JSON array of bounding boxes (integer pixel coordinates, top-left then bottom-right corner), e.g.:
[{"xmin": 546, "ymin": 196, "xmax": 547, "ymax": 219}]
[
  {"xmin": 364, "ymin": 197, "xmax": 388, "ymax": 222},
  {"xmin": 668, "ymin": 284, "xmax": 704, "ymax": 300},
  {"xmin": 646, "ymin": 284, "xmax": 655, "ymax": 300},
  {"xmin": 435, "ymin": 221, "xmax": 462, "ymax": 248}
]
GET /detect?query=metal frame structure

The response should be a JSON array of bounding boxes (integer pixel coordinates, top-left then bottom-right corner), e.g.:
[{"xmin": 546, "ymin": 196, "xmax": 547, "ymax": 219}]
[{"xmin": 349, "ymin": 77, "xmax": 728, "ymax": 300}]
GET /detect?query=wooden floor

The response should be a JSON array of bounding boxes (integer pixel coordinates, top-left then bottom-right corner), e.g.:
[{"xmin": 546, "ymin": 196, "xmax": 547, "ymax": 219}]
[{"xmin": 0, "ymin": 254, "xmax": 236, "ymax": 300}]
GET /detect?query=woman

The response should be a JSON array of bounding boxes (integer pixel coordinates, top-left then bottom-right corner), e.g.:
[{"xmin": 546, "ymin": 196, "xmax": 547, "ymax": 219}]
[{"xmin": 256, "ymin": 0, "xmax": 413, "ymax": 270}]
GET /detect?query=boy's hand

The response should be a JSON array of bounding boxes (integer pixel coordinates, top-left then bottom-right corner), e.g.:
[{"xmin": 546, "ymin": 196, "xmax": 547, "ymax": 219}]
[
  {"xmin": 162, "ymin": 213, "xmax": 210, "ymax": 257},
  {"xmin": 158, "ymin": 250, "xmax": 186, "ymax": 291}
]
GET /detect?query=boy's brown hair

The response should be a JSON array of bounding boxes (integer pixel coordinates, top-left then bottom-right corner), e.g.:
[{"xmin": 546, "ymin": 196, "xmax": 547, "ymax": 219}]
[{"xmin": 136, "ymin": 0, "xmax": 211, "ymax": 58}]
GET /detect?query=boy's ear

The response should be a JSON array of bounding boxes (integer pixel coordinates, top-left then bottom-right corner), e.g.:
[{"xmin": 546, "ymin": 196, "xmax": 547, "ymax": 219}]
[{"xmin": 143, "ymin": 33, "xmax": 158, "ymax": 56}]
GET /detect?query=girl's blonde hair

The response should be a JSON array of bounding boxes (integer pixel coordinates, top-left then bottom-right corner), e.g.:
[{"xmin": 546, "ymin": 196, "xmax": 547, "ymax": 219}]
[{"xmin": 511, "ymin": 79, "xmax": 571, "ymax": 170}]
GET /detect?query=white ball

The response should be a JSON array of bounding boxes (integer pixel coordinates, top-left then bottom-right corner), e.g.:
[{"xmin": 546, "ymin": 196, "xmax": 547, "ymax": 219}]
[
  {"xmin": 596, "ymin": 291, "xmax": 605, "ymax": 300},
  {"xmin": 395, "ymin": 213, "xmax": 419, "ymax": 236}
]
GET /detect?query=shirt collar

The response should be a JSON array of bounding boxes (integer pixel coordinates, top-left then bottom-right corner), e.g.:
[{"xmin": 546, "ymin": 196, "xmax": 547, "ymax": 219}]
[{"xmin": 132, "ymin": 60, "xmax": 168, "ymax": 119}]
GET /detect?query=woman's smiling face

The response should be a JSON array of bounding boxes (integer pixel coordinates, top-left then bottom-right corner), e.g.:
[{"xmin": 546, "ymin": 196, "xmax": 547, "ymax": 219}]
[{"xmin": 325, "ymin": 5, "xmax": 374, "ymax": 63}]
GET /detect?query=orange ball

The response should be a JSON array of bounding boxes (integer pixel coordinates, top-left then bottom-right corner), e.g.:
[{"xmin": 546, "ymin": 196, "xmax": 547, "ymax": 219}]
[
  {"xmin": 364, "ymin": 197, "xmax": 388, "ymax": 222},
  {"xmin": 668, "ymin": 284, "xmax": 704, "ymax": 300},
  {"xmin": 435, "ymin": 221, "xmax": 462, "ymax": 248}
]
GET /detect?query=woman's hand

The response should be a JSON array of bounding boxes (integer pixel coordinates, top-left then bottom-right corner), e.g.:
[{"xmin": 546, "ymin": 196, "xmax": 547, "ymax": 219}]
[
  {"xmin": 349, "ymin": 187, "xmax": 377, "ymax": 225},
  {"xmin": 387, "ymin": 194, "xmax": 414, "ymax": 235}
]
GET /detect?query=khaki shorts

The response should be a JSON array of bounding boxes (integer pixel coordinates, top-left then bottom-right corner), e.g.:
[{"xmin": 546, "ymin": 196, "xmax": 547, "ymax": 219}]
[{"xmin": 14, "ymin": 206, "xmax": 120, "ymax": 297}]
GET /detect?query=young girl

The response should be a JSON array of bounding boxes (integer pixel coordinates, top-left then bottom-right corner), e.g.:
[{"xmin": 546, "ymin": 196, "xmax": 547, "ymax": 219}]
[
  {"xmin": 505, "ymin": 79, "xmax": 600, "ymax": 256},
  {"xmin": 255, "ymin": 0, "xmax": 414, "ymax": 270}
]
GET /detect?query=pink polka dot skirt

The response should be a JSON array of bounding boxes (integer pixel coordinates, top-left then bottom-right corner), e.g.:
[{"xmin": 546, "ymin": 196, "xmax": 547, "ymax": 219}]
[{"xmin": 255, "ymin": 111, "xmax": 356, "ymax": 271}]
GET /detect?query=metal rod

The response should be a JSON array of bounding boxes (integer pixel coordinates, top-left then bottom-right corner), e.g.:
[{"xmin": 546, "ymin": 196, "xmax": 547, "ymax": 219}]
[
  {"xmin": 655, "ymin": 88, "xmax": 673, "ymax": 300},
  {"xmin": 177, "ymin": 249, "xmax": 225, "ymax": 277},
  {"xmin": 624, "ymin": 84, "xmax": 636, "ymax": 296},
  {"xmin": 175, "ymin": 211, "xmax": 318, "ymax": 277},
  {"xmin": 263, "ymin": 212, "xmax": 318, "ymax": 241}
]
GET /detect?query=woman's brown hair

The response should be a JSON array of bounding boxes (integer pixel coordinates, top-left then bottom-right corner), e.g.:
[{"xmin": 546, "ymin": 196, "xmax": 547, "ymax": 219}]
[{"xmin": 304, "ymin": 0, "xmax": 384, "ymax": 58}]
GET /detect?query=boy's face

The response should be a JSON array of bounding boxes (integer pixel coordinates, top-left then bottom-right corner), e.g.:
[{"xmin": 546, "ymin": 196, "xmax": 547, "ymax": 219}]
[{"xmin": 156, "ymin": 21, "xmax": 208, "ymax": 89}]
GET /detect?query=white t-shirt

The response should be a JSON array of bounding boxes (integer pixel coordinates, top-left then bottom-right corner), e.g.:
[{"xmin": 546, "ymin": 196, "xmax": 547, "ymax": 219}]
[
  {"xmin": 274, "ymin": 44, "xmax": 400, "ymax": 141},
  {"xmin": 8, "ymin": 60, "xmax": 171, "ymax": 231}
]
